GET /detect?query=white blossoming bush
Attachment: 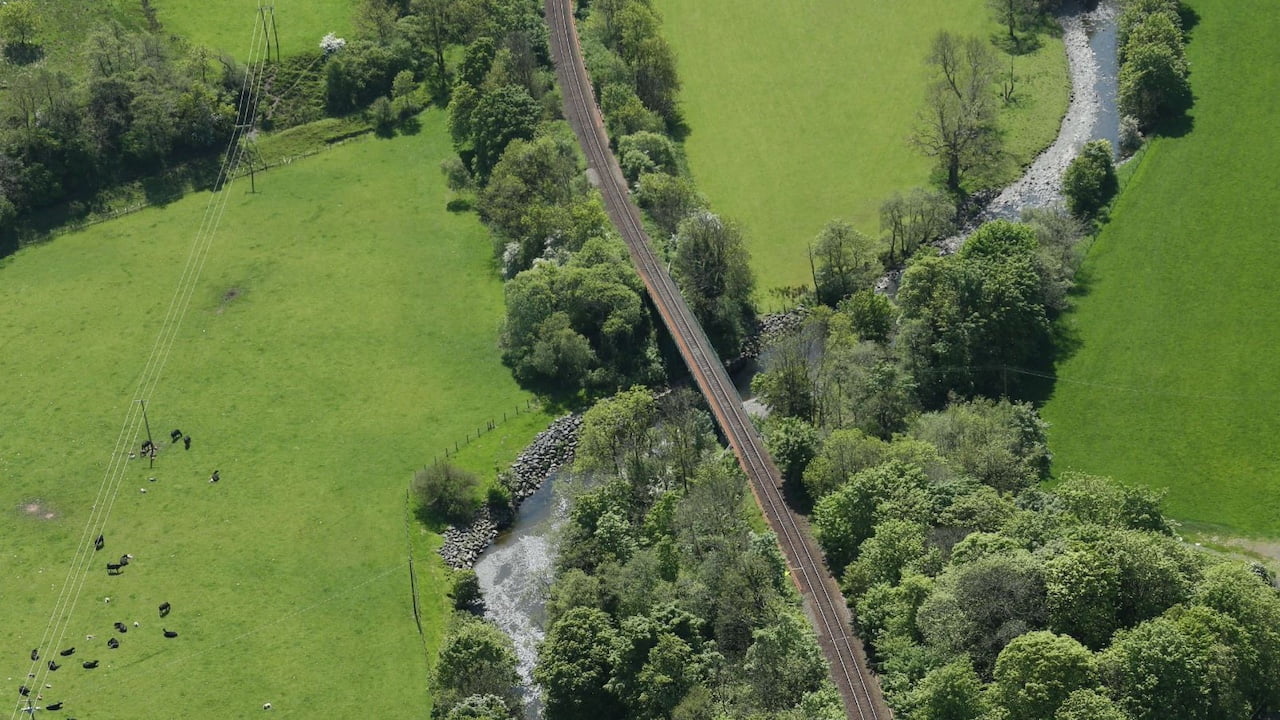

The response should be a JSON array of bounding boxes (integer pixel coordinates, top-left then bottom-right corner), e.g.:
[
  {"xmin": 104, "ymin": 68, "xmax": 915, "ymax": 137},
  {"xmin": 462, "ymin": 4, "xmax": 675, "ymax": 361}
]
[{"xmin": 320, "ymin": 32, "xmax": 346, "ymax": 56}]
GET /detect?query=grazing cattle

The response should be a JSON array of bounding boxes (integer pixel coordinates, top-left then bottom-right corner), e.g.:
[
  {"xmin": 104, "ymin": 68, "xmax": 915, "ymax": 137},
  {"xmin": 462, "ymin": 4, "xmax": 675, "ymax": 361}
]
[
  {"xmin": 114, "ymin": 622, "xmax": 128, "ymax": 633},
  {"xmin": 158, "ymin": 602, "xmax": 171, "ymax": 617},
  {"xmin": 170, "ymin": 429, "xmax": 183, "ymax": 442},
  {"xmin": 94, "ymin": 535, "xmax": 105, "ymax": 551},
  {"xmin": 263, "ymin": 702, "xmax": 272, "ymax": 710},
  {"xmin": 107, "ymin": 638, "xmax": 119, "ymax": 649},
  {"xmin": 82, "ymin": 661, "xmax": 98, "ymax": 669},
  {"xmin": 163, "ymin": 629, "xmax": 178, "ymax": 638},
  {"xmin": 30, "ymin": 649, "xmax": 38, "ymax": 661},
  {"xmin": 45, "ymin": 702, "xmax": 63, "ymax": 711},
  {"xmin": 19, "ymin": 685, "xmax": 29, "ymax": 696},
  {"xmin": 118, "ymin": 554, "xmax": 132, "ymax": 567},
  {"xmin": 106, "ymin": 563, "xmax": 123, "ymax": 575},
  {"xmin": 59, "ymin": 648, "xmax": 74, "ymax": 657},
  {"xmin": 184, "ymin": 435, "xmax": 192, "ymax": 450},
  {"xmin": 47, "ymin": 662, "xmax": 59, "ymax": 672},
  {"xmin": 209, "ymin": 470, "xmax": 220, "ymax": 483},
  {"xmin": 141, "ymin": 440, "xmax": 154, "ymax": 453}
]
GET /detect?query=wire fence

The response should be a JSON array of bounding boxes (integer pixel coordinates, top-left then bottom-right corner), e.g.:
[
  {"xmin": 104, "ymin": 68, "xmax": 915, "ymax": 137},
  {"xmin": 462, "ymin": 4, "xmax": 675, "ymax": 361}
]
[{"xmin": 425, "ymin": 397, "xmax": 543, "ymax": 469}]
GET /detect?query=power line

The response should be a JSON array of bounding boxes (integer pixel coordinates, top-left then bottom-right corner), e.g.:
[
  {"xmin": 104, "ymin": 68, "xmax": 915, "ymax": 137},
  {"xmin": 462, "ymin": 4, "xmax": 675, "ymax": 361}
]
[{"xmin": 11, "ymin": 12, "xmax": 273, "ymax": 717}]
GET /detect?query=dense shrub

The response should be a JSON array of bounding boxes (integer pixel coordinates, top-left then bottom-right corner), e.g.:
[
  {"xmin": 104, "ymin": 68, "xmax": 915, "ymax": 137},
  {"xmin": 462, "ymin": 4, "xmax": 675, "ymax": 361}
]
[
  {"xmin": 1062, "ymin": 140, "xmax": 1118, "ymax": 217},
  {"xmin": 413, "ymin": 462, "xmax": 481, "ymax": 522}
]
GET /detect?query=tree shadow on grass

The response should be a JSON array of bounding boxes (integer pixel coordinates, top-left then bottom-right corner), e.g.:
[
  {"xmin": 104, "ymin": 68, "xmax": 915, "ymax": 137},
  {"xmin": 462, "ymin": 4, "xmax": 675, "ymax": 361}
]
[{"xmin": 3, "ymin": 43, "xmax": 44, "ymax": 65}]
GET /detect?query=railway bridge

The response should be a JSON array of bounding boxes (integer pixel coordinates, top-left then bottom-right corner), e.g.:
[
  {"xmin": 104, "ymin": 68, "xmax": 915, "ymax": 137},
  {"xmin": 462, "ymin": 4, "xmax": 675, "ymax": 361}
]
[{"xmin": 543, "ymin": 2, "xmax": 891, "ymax": 718}]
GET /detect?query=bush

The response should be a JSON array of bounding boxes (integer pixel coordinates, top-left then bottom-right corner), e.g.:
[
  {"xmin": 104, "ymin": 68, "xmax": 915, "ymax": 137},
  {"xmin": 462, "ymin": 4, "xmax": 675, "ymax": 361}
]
[
  {"xmin": 1062, "ymin": 140, "xmax": 1118, "ymax": 218},
  {"xmin": 413, "ymin": 462, "xmax": 481, "ymax": 522},
  {"xmin": 371, "ymin": 95, "xmax": 396, "ymax": 134},
  {"xmin": 450, "ymin": 569, "xmax": 484, "ymax": 611}
]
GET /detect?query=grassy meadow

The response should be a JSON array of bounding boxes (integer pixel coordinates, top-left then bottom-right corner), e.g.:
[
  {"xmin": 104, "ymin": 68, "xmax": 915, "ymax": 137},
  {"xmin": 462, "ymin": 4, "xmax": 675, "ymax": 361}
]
[
  {"xmin": 153, "ymin": 0, "xmax": 356, "ymax": 58},
  {"xmin": 1042, "ymin": 0, "xmax": 1280, "ymax": 538},
  {"xmin": 0, "ymin": 110, "xmax": 550, "ymax": 718},
  {"xmin": 653, "ymin": 0, "xmax": 1069, "ymax": 293}
]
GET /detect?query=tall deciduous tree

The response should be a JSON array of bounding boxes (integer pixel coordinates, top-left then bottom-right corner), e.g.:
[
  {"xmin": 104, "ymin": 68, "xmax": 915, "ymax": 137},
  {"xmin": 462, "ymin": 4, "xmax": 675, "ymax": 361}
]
[
  {"xmin": 536, "ymin": 607, "xmax": 624, "ymax": 720},
  {"xmin": 672, "ymin": 211, "xmax": 756, "ymax": 358},
  {"xmin": 912, "ymin": 32, "xmax": 1001, "ymax": 193},
  {"xmin": 991, "ymin": 631, "xmax": 1095, "ymax": 720},
  {"xmin": 811, "ymin": 220, "xmax": 882, "ymax": 306}
]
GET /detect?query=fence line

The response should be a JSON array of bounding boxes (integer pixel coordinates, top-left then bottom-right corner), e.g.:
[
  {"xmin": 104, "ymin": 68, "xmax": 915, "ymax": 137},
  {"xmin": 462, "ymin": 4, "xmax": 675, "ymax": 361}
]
[
  {"xmin": 404, "ymin": 487, "xmax": 425, "ymax": 638},
  {"xmin": 424, "ymin": 397, "xmax": 542, "ymax": 469}
]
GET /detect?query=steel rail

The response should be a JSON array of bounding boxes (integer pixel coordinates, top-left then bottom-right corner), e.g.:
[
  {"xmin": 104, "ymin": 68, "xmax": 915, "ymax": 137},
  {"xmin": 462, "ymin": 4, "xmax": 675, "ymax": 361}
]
[{"xmin": 542, "ymin": 2, "xmax": 890, "ymax": 718}]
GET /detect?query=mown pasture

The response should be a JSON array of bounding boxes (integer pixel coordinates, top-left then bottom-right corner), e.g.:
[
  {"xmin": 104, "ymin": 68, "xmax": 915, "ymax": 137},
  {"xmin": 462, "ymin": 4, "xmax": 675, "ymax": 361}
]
[
  {"xmin": 1042, "ymin": 0, "xmax": 1280, "ymax": 538},
  {"xmin": 653, "ymin": 0, "xmax": 1069, "ymax": 293},
  {"xmin": 0, "ymin": 110, "xmax": 550, "ymax": 718},
  {"xmin": 152, "ymin": 0, "xmax": 355, "ymax": 58}
]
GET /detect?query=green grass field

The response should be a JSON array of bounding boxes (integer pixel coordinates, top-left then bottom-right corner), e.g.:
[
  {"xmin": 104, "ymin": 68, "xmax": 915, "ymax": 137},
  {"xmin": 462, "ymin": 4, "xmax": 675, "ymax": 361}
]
[
  {"xmin": 154, "ymin": 0, "xmax": 355, "ymax": 57},
  {"xmin": 652, "ymin": 0, "xmax": 1069, "ymax": 293},
  {"xmin": 1042, "ymin": 0, "xmax": 1280, "ymax": 538},
  {"xmin": 0, "ymin": 110, "xmax": 550, "ymax": 718}
]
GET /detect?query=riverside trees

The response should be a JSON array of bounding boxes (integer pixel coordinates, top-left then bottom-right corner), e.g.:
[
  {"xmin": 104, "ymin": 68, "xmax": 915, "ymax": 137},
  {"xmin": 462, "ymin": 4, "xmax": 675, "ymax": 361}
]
[{"xmin": 912, "ymin": 32, "xmax": 1002, "ymax": 194}]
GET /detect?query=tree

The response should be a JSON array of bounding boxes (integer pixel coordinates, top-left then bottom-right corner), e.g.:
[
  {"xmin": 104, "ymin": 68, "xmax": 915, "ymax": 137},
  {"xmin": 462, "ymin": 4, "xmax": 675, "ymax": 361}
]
[
  {"xmin": 743, "ymin": 611, "xmax": 826, "ymax": 711},
  {"xmin": 880, "ymin": 188, "xmax": 955, "ymax": 265},
  {"xmin": 656, "ymin": 389, "xmax": 715, "ymax": 491},
  {"xmin": 671, "ymin": 211, "xmax": 756, "ymax": 358},
  {"xmin": 1118, "ymin": 38, "xmax": 1190, "ymax": 128},
  {"xmin": 763, "ymin": 416, "xmax": 820, "ymax": 485},
  {"xmin": 444, "ymin": 694, "xmax": 514, "ymax": 720},
  {"xmin": 918, "ymin": 550, "xmax": 1048, "ymax": 671},
  {"xmin": 910, "ymin": 659, "xmax": 988, "ymax": 720},
  {"xmin": 412, "ymin": 462, "xmax": 481, "ymax": 521},
  {"xmin": 0, "ymin": 0, "xmax": 40, "ymax": 58},
  {"xmin": 842, "ymin": 519, "xmax": 928, "ymax": 597},
  {"xmin": 450, "ymin": 569, "xmax": 483, "ymax": 611},
  {"xmin": 599, "ymin": 83, "xmax": 662, "ymax": 139},
  {"xmin": 1022, "ymin": 207, "xmax": 1085, "ymax": 314},
  {"xmin": 991, "ymin": 631, "xmax": 1095, "ymax": 720},
  {"xmin": 536, "ymin": 607, "xmax": 624, "ymax": 720},
  {"xmin": 409, "ymin": 0, "xmax": 461, "ymax": 93},
  {"xmin": 1193, "ymin": 562, "xmax": 1280, "ymax": 714},
  {"xmin": 470, "ymin": 84, "xmax": 541, "ymax": 178},
  {"xmin": 912, "ymin": 32, "xmax": 1001, "ymax": 193},
  {"xmin": 434, "ymin": 616, "xmax": 520, "ymax": 714},
  {"xmin": 635, "ymin": 172, "xmax": 703, "ymax": 236},
  {"xmin": 838, "ymin": 290, "xmax": 895, "ymax": 344},
  {"xmin": 811, "ymin": 461, "xmax": 930, "ymax": 571},
  {"xmin": 577, "ymin": 386, "xmax": 657, "ymax": 481},
  {"xmin": 1053, "ymin": 690, "xmax": 1130, "ymax": 720},
  {"xmin": 751, "ymin": 320, "xmax": 821, "ymax": 420},
  {"xmin": 987, "ymin": 0, "xmax": 1040, "ymax": 50},
  {"xmin": 1099, "ymin": 606, "xmax": 1250, "ymax": 720},
  {"xmin": 908, "ymin": 398, "xmax": 1050, "ymax": 493},
  {"xmin": 617, "ymin": 130, "xmax": 677, "ymax": 181},
  {"xmin": 1062, "ymin": 140, "xmax": 1118, "ymax": 217},
  {"xmin": 811, "ymin": 220, "xmax": 882, "ymax": 306}
]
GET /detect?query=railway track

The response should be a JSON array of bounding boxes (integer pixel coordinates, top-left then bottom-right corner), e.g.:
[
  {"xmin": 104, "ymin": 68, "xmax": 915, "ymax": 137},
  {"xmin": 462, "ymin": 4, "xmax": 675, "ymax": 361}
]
[{"xmin": 542, "ymin": 2, "xmax": 890, "ymax": 718}]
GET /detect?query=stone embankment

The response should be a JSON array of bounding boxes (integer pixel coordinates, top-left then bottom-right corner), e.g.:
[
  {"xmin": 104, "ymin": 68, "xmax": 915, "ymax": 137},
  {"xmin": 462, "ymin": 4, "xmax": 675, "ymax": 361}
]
[
  {"xmin": 739, "ymin": 307, "xmax": 810, "ymax": 361},
  {"xmin": 439, "ymin": 414, "xmax": 583, "ymax": 569}
]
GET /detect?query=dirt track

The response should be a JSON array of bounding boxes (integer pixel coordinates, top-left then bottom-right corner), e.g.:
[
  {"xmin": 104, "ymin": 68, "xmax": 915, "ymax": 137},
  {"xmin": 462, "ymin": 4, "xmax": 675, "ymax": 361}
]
[{"xmin": 543, "ymin": 1, "xmax": 890, "ymax": 718}]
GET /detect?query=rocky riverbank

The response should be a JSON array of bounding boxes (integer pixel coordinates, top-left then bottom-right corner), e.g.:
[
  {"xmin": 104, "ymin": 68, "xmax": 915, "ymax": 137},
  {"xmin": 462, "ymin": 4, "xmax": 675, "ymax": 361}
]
[{"xmin": 439, "ymin": 414, "xmax": 583, "ymax": 569}]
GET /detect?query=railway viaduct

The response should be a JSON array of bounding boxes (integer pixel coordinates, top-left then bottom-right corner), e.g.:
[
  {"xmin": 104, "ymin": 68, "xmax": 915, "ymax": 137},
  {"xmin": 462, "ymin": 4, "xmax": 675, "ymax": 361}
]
[{"xmin": 543, "ymin": 1, "xmax": 891, "ymax": 717}]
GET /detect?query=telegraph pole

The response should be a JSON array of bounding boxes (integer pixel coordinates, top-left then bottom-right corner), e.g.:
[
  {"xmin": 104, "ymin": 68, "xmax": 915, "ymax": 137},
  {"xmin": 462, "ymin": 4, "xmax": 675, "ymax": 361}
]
[{"xmin": 138, "ymin": 399, "xmax": 156, "ymax": 468}]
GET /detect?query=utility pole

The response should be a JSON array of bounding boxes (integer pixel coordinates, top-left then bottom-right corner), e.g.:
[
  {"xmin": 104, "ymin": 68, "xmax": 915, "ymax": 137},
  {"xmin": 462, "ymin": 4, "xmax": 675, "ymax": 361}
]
[{"xmin": 138, "ymin": 399, "xmax": 156, "ymax": 468}]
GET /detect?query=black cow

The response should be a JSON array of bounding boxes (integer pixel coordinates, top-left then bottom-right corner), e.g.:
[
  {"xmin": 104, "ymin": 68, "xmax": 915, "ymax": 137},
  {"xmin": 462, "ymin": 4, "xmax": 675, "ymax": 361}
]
[
  {"xmin": 45, "ymin": 702, "xmax": 63, "ymax": 711},
  {"xmin": 82, "ymin": 661, "xmax": 98, "ymax": 669},
  {"xmin": 114, "ymin": 622, "xmax": 128, "ymax": 633},
  {"xmin": 141, "ymin": 440, "xmax": 154, "ymax": 453},
  {"xmin": 170, "ymin": 429, "xmax": 183, "ymax": 442},
  {"xmin": 163, "ymin": 629, "xmax": 178, "ymax": 638},
  {"xmin": 58, "ymin": 648, "xmax": 74, "ymax": 657},
  {"xmin": 107, "ymin": 638, "xmax": 119, "ymax": 649},
  {"xmin": 47, "ymin": 661, "xmax": 60, "ymax": 671},
  {"xmin": 19, "ymin": 685, "xmax": 29, "ymax": 697},
  {"xmin": 29, "ymin": 649, "xmax": 38, "ymax": 661},
  {"xmin": 94, "ymin": 535, "xmax": 105, "ymax": 551},
  {"xmin": 158, "ymin": 602, "xmax": 171, "ymax": 617},
  {"xmin": 106, "ymin": 563, "xmax": 123, "ymax": 575},
  {"xmin": 184, "ymin": 435, "xmax": 192, "ymax": 450}
]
